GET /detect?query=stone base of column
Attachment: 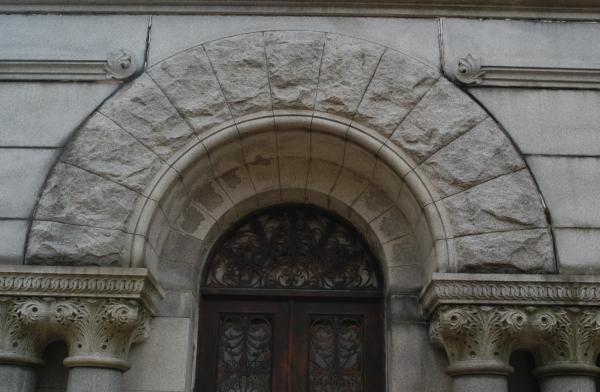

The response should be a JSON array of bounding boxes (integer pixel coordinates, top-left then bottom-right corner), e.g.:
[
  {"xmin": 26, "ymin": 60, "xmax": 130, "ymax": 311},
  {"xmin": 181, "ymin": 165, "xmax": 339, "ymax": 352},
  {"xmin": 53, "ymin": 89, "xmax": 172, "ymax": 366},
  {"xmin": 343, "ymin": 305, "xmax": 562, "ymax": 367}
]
[
  {"xmin": 66, "ymin": 367, "xmax": 123, "ymax": 392},
  {"xmin": 0, "ymin": 365, "xmax": 37, "ymax": 392},
  {"xmin": 452, "ymin": 374, "xmax": 508, "ymax": 392}
]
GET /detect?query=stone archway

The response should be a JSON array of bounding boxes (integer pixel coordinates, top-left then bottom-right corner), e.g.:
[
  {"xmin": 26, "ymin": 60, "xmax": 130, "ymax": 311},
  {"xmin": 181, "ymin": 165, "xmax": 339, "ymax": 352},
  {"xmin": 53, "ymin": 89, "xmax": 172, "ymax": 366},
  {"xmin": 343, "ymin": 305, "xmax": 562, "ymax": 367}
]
[
  {"xmin": 17, "ymin": 30, "xmax": 558, "ymax": 392},
  {"xmin": 26, "ymin": 31, "xmax": 553, "ymax": 281}
]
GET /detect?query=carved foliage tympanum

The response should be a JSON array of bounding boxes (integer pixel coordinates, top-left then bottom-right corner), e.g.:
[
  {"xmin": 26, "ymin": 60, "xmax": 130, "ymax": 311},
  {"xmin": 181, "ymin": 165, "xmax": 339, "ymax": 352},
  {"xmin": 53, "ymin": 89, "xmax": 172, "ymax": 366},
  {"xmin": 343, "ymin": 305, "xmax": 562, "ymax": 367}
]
[
  {"xmin": 205, "ymin": 207, "xmax": 380, "ymax": 291},
  {"xmin": 0, "ymin": 297, "xmax": 149, "ymax": 369}
]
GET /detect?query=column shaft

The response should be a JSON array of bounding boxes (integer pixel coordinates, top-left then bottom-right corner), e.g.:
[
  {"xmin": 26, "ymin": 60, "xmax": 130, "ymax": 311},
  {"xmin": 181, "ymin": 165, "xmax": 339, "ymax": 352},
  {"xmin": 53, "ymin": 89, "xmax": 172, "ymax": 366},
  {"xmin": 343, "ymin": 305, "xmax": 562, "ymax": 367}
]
[
  {"xmin": 452, "ymin": 374, "xmax": 508, "ymax": 392},
  {"xmin": 539, "ymin": 375, "xmax": 596, "ymax": 392},
  {"xmin": 0, "ymin": 365, "xmax": 37, "ymax": 392},
  {"xmin": 67, "ymin": 367, "xmax": 123, "ymax": 392}
]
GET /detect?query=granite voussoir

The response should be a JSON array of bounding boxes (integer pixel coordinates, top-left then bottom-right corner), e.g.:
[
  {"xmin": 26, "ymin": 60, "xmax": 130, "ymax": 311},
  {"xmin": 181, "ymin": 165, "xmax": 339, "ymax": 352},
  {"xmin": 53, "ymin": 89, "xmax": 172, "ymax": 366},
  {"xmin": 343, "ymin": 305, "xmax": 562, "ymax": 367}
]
[
  {"xmin": 61, "ymin": 113, "xmax": 163, "ymax": 193},
  {"xmin": 99, "ymin": 73, "xmax": 196, "ymax": 160},
  {"xmin": 265, "ymin": 30, "xmax": 324, "ymax": 110},
  {"xmin": 389, "ymin": 78, "xmax": 487, "ymax": 163},
  {"xmin": 149, "ymin": 47, "xmax": 233, "ymax": 134},
  {"xmin": 204, "ymin": 33, "xmax": 272, "ymax": 118}
]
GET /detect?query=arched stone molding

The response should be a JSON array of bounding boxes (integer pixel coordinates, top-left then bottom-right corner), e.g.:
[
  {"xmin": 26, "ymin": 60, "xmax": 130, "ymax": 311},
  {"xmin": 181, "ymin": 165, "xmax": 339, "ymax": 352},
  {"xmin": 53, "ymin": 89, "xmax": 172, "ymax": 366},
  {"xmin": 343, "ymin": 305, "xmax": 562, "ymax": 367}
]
[{"xmin": 25, "ymin": 31, "xmax": 554, "ymax": 294}]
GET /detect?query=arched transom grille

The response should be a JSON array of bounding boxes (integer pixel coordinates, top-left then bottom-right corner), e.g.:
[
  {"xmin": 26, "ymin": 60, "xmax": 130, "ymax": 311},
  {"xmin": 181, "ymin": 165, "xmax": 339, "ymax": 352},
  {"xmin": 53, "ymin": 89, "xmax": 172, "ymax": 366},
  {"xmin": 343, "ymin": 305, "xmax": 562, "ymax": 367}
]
[{"xmin": 204, "ymin": 206, "xmax": 381, "ymax": 293}]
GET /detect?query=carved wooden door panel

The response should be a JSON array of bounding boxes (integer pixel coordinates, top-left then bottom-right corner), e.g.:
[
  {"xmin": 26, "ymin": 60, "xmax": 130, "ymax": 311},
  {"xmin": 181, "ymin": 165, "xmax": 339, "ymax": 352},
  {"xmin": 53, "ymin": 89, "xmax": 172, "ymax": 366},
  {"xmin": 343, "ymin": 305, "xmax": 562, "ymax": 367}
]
[{"xmin": 197, "ymin": 299, "xmax": 383, "ymax": 392}]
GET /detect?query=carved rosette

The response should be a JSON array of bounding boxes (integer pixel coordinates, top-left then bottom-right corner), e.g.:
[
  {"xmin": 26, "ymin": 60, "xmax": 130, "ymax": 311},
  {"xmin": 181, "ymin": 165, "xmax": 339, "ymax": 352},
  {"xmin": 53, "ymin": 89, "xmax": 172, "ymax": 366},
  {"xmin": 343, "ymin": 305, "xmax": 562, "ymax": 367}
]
[
  {"xmin": 431, "ymin": 305, "xmax": 600, "ymax": 378},
  {"xmin": 0, "ymin": 297, "xmax": 150, "ymax": 370},
  {"xmin": 431, "ymin": 305, "xmax": 527, "ymax": 376}
]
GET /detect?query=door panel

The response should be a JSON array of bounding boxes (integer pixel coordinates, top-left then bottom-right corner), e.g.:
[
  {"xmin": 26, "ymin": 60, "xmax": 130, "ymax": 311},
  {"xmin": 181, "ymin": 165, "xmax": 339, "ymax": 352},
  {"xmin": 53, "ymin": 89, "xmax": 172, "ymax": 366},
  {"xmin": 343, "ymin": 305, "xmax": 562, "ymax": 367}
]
[
  {"xmin": 292, "ymin": 302, "xmax": 384, "ymax": 392},
  {"xmin": 197, "ymin": 300, "xmax": 383, "ymax": 392},
  {"xmin": 198, "ymin": 300, "xmax": 290, "ymax": 392}
]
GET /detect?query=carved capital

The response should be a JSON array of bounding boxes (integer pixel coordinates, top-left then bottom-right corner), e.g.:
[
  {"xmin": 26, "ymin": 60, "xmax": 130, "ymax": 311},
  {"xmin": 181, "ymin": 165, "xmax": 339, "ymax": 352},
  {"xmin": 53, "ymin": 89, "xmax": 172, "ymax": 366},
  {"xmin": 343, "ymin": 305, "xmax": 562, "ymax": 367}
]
[
  {"xmin": 0, "ymin": 297, "xmax": 150, "ymax": 370},
  {"xmin": 528, "ymin": 307, "xmax": 600, "ymax": 377},
  {"xmin": 431, "ymin": 305, "xmax": 526, "ymax": 376}
]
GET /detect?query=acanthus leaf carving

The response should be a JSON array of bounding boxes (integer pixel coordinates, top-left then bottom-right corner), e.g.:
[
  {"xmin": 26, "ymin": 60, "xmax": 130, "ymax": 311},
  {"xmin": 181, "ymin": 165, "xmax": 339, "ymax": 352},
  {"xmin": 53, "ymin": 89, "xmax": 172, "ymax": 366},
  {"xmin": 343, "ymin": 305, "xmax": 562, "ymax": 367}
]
[{"xmin": 0, "ymin": 297, "xmax": 150, "ymax": 370}]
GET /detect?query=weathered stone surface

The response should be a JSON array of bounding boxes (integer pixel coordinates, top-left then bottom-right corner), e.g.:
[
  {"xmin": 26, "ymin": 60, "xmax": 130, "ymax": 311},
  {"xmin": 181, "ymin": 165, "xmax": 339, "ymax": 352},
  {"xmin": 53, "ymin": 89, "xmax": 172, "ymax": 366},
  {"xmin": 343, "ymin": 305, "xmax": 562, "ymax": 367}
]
[
  {"xmin": 353, "ymin": 50, "xmax": 438, "ymax": 138},
  {"xmin": 527, "ymin": 156, "xmax": 600, "ymax": 227},
  {"xmin": 204, "ymin": 33, "xmax": 272, "ymax": 117},
  {"xmin": 554, "ymin": 228, "xmax": 600, "ymax": 274},
  {"xmin": 453, "ymin": 229, "xmax": 555, "ymax": 273},
  {"xmin": 26, "ymin": 220, "xmax": 126, "ymax": 266},
  {"xmin": 99, "ymin": 73, "xmax": 195, "ymax": 160},
  {"xmin": 0, "ymin": 82, "xmax": 116, "ymax": 147},
  {"xmin": 61, "ymin": 113, "xmax": 163, "ymax": 193},
  {"xmin": 123, "ymin": 317, "xmax": 191, "ymax": 392},
  {"xmin": 0, "ymin": 148, "xmax": 59, "ymax": 219},
  {"xmin": 174, "ymin": 201, "xmax": 215, "ymax": 241},
  {"xmin": 330, "ymin": 169, "xmax": 369, "ymax": 205},
  {"xmin": 442, "ymin": 169, "xmax": 546, "ymax": 237},
  {"xmin": 0, "ymin": 220, "xmax": 27, "ymax": 264},
  {"xmin": 148, "ymin": 47, "xmax": 233, "ymax": 133},
  {"xmin": 218, "ymin": 166, "xmax": 257, "ymax": 204},
  {"xmin": 384, "ymin": 234, "xmax": 422, "ymax": 267},
  {"xmin": 247, "ymin": 157, "xmax": 280, "ymax": 194},
  {"xmin": 372, "ymin": 207, "xmax": 412, "ymax": 243},
  {"xmin": 389, "ymin": 78, "xmax": 487, "ymax": 163},
  {"xmin": 35, "ymin": 162, "xmax": 138, "ymax": 231},
  {"xmin": 471, "ymin": 89, "xmax": 600, "ymax": 156},
  {"xmin": 315, "ymin": 34, "xmax": 384, "ymax": 118},
  {"xmin": 418, "ymin": 117, "xmax": 525, "ymax": 199},
  {"xmin": 160, "ymin": 229, "xmax": 205, "ymax": 264},
  {"xmin": 353, "ymin": 184, "xmax": 394, "ymax": 223},
  {"xmin": 265, "ymin": 31, "xmax": 324, "ymax": 110}
]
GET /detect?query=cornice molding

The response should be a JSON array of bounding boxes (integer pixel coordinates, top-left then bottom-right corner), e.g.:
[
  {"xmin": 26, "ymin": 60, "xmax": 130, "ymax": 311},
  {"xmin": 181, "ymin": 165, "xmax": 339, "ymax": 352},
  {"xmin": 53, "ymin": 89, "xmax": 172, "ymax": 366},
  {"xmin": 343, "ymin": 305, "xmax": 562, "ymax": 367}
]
[
  {"xmin": 0, "ymin": 265, "xmax": 164, "ymax": 315},
  {"xmin": 0, "ymin": 1, "xmax": 599, "ymax": 20},
  {"xmin": 0, "ymin": 50, "xmax": 137, "ymax": 82},
  {"xmin": 446, "ymin": 54, "xmax": 600, "ymax": 89},
  {"xmin": 420, "ymin": 273, "xmax": 600, "ymax": 316}
]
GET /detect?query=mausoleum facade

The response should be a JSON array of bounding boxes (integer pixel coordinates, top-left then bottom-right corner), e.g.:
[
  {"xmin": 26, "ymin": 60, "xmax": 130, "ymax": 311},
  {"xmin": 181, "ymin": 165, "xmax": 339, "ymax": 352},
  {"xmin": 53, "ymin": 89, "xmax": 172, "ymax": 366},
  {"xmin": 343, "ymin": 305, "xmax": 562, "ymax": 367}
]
[{"xmin": 1, "ymin": 1, "xmax": 600, "ymax": 391}]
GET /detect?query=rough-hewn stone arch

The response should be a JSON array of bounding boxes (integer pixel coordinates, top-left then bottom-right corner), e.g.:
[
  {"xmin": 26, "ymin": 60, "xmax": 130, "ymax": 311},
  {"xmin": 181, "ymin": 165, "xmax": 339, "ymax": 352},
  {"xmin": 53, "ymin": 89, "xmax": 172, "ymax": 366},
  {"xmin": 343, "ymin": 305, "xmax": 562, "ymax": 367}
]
[{"xmin": 26, "ymin": 31, "xmax": 554, "ymax": 297}]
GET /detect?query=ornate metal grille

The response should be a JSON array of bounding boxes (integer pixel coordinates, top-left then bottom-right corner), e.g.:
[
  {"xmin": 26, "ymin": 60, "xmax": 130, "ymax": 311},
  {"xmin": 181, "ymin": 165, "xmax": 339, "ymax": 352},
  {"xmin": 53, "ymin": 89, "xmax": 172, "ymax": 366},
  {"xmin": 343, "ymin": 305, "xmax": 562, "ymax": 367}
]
[
  {"xmin": 309, "ymin": 315, "xmax": 364, "ymax": 391},
  {"xmin": 216, "ymin": 314, "xmax": 273, "ymax": 392},
  {"xmin": 205, "ymin": 206, "xmax": 380, "ymax": 291}
]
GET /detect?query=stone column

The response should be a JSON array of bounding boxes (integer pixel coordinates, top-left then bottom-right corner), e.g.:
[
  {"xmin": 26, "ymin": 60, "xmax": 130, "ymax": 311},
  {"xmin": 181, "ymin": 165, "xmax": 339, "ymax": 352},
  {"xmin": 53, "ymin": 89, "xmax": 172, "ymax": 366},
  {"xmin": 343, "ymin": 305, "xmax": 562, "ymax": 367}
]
[
  {"xmin": 56, "ymin": 299, "xmax": 150, "ymax": 392},
  {"xmin": 430, "ymin": 305, "xmax": 528, "ymax": 392},
  {"xmin": 529, "ymin": 308, "xmax": 600, "ymax": 392}
]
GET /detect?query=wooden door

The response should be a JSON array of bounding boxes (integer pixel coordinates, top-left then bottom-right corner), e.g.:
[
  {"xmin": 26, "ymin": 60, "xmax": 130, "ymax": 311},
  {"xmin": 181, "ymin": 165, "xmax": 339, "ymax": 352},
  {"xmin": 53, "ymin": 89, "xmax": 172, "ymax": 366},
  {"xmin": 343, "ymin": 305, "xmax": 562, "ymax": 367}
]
[{"xmin": 196, "ymin": 299, "xmax": 384, "ymax": 392}]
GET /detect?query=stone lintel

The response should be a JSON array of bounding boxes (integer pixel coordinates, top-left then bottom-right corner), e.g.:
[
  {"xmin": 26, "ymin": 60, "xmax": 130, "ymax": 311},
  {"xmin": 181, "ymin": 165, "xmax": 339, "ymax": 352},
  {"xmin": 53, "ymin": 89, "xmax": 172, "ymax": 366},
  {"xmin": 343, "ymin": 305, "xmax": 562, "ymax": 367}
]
[
  {"xmin": 420, "ymin": 272, "xmax": 600, "ymax": 316},
  {"xmin": 0, "ymin": 265, "xmax": 164, "ymax": 315}
]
